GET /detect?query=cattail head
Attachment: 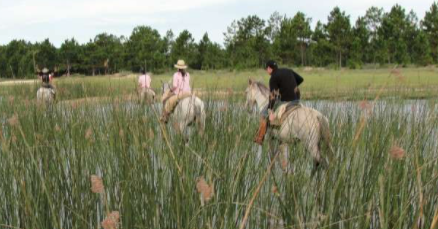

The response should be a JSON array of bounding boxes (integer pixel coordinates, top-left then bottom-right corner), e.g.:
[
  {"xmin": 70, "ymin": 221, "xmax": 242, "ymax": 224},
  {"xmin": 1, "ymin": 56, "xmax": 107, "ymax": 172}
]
[
  {"xmin": 196, "ymin": 177, "xmax": 214, "ymax": 202},
  {"xmin": 8, "ymin": 96, "xmax": 15, "ymax": 105},
  {"xmin": 101, "ymin": 211, "xmax": 120, "ymax": 229},
  {"xmin": 271, "ymin": 185, "xmax": 278, "ymax": 195},
  {"xmin": 54, "ymin": 124, "xmax": 61, "ymax": 132},
  {"xmin": 208, "ymin": 140, "xmax": 217, "ymax": 153},
  {"xmin": 411, "ymin": 105, "xmax": 417, "ymax": 113},
  {"xmin": 148, "ymin": 129, "xmax": 154, "ymax": 140},
  {"xmin": 390, "ymin": 69, "xmax": 401, "ymax": 76},
  {"xmin": 359, "ymin": 100, "xmax": 372, "ymax": 111},
  {"xmin": 281, "ymin": 156, "xmax": 288, "ymax": 171},
  {"xmin": 85, "ymin": 128, "xmax": 93, "ymax": 140},
  {"xmin": 7, "ymin": 114, "xmax": 19, "ymax": 127},
  {"xmin": 220, "ymin": 104, "xmax": 228, "ymax": 112},
  {"xmin": 90, "ymin": 175, "xmax": 105, "ymax": 194},
  {"xmin": 71, "ymin": 101, "xmax": 79, "ymax": 109},
  {"xmin": 24, "ymin": 99, "xmax": 31, "ymax": 108},
  {"xmin": 389, "ymin": 145, "xmax": 405, "ymax": 160},
  {"xmin": 11, "ymin": 134, "xmax": 17, "ymax": 143}
]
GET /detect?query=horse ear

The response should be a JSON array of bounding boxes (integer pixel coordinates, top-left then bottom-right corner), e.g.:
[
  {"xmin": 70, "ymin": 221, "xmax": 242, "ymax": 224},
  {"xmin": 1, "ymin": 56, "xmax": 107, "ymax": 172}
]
[{"xmin": 248, "ymin": 78, "xmax": 253, "ymax": 85}]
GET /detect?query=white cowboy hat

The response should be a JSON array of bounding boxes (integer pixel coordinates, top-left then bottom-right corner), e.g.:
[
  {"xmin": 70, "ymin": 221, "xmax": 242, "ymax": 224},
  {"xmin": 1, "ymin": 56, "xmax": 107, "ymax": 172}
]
[
  {"xmin": 174, "ymin": 60, "xmax": 187, "ymax": 69},
  {"xmin": 42, "ymin": 68, "xmax": 49, "ymax": 74}
]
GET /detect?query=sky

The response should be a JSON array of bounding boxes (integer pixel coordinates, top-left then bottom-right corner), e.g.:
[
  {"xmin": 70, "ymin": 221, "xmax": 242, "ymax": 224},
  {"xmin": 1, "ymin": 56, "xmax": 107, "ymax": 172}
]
[{"xmin": 0, "ymin": 0, "xmax": 435, "ymax": 47}]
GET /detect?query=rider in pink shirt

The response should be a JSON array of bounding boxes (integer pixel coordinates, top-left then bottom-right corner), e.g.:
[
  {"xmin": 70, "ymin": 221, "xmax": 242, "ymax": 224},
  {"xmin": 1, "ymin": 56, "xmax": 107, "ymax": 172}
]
[
  {"xmin": 160, "ymin": 60, "xmax": 192, "ymax": 123},
  {"xmin": 172, "ymin": 71, "xmax": 191, "ymax": 95},
  {"xmin": 138, "ymin": 69, "xmax": 154, "ymax": 103},
  {"xmin": 138, "ymin": 70, "xmax": 151, "ymax": 89}
]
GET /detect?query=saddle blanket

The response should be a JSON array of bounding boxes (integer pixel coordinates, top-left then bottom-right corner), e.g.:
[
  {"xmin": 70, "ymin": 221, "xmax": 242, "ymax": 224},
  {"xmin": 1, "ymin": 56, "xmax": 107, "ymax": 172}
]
[{"xmin": 270, "ymin": 102, "xmax": 302, "ymax": 126}]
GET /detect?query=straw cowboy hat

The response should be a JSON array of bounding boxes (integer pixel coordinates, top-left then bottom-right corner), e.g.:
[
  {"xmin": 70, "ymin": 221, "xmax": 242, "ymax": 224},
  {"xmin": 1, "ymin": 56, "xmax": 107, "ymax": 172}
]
[
  {"xmin": 42, "ymin": 68, "xmax": 49, "ymax": 74},
  {"xmin": 174, "ymin": 60, "xmax": 188, "ymax": 69}
]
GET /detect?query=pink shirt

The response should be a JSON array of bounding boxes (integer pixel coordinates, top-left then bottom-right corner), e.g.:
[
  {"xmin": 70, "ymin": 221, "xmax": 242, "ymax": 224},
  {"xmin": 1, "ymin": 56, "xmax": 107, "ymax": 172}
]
[
  {"xmin": 172, "ymin": 72, "xmax": 191, "ymax": 94},
  {"xmin": 138, "ymin": 74, "xmax": 151, "ymax": 89}
]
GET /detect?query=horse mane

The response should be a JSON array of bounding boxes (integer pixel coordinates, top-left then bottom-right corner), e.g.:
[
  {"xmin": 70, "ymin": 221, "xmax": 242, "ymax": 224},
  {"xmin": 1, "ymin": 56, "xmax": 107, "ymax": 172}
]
[{"xmin": 254, "ymin": 81, "xmax": 270, "ymax": 96}]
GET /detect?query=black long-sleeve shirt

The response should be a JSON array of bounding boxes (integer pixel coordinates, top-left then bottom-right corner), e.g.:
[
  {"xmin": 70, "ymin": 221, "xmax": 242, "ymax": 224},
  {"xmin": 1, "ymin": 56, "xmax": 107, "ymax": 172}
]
[{"xmin": 268, "ymin": 68, "xmax": 303, "ymax": 109}]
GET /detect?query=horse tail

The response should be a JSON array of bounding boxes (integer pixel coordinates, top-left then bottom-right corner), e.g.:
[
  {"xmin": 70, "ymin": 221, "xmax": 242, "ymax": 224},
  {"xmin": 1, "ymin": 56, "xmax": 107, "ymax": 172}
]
[
  {"xmin": 317, "ymin": 114, "xmax": 334, "ymax": 165},
  {"xmin": 194, "ymin": 97, "xmax": 206, "ymax": 135}
]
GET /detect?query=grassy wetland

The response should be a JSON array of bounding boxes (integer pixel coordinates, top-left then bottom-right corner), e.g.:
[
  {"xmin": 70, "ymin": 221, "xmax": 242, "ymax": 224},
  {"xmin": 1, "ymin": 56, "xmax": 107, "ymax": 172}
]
[{"xmin": 1, "ymin": 68, "xmax": 438, "ymax": 228}]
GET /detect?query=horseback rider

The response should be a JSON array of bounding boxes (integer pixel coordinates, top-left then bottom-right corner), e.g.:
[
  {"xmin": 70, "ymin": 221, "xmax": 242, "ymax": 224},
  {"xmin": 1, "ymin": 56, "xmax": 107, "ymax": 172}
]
[
  {"xmin": 254, "ymin": 60, "xmax": 304, "ymax": 145},
  {"xmin": 39, "ymin": 68, "xmax": 54, "ymax": 89},
  {"xmin": 138, "ymin": 69, "xmax": 153, "ymax": 102},
  {"xmin": 160, "ymin": 59, "xmax": 192, "ymax": 123},
  {"xmin": 138, "ymin": 69, "xmax": 151, "ymax": 91}
]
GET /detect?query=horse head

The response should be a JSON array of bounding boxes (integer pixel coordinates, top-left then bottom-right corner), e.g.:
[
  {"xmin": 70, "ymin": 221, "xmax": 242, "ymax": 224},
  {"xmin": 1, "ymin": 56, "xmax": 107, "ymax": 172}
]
[
  {"xmin": 161, "ymin": 81, "xmax": 173, "ymax": 103},
  {"xmin": 244, "ymin": 78, "xmax": 259, "ymax": 112}
]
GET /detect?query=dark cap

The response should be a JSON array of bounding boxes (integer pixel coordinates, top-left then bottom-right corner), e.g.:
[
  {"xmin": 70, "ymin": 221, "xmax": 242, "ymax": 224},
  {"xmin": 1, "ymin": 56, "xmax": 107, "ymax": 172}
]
[{"xmin": 265, "ymin": 60, "xmax": 278, "ymax": 70}]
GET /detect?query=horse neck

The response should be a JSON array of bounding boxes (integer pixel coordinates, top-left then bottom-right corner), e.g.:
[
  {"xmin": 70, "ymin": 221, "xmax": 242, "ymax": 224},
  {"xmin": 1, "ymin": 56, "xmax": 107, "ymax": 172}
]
[{"xmin": 254, "ymin": 88, "xmax": 269, "ymax": 111}]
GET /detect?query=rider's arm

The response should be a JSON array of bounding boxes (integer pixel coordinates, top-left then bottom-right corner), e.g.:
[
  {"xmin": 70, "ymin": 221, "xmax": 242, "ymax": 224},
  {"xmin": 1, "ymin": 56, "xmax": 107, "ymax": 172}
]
[
  {"xmin": 171, "ymin": 73, "xmax": 179, "ymax": 92},
  {"xmin": 268, "ymin": 74, "xmax": 279, "ymax": 109}
]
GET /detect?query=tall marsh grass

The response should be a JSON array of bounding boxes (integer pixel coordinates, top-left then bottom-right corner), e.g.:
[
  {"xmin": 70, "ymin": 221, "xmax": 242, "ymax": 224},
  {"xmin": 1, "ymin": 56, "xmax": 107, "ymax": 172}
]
[{"xmin": 0, "ymin": 91, "xmax": 437, "ymax": 228}]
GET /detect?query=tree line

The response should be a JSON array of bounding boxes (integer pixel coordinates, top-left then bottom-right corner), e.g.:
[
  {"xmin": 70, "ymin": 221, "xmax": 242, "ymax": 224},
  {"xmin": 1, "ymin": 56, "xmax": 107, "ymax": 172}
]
[{"xmin": 0, "ymin": 3, "xmax": 437, "ymax": 79}]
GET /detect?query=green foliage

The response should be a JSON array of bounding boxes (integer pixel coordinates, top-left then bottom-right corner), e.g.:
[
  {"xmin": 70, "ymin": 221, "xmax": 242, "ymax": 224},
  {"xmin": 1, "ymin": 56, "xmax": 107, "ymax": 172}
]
[
  {"xmin": 126, "ymin": 26, "xmax": 167, "ymax": 72},
  {"xmin": 93, "ymin": 33, "xmax": 124, "ymax": 74},
  {"xmin": 291, "ymin": 12, "xmax": 312, "ymax": 66},
  {"xmin": 364, "ymin": 7, "xmax": 384, "ymax": 64},
  {"xmin": 0, "ymin": 3, "xmax": 437, "ymax": 79},
  {"xmin": 34, "ymin": 39, "xmax": 58, "ymax": 71},
  {"xmin": 171, "ymin": 30, "xmax": 198, "ymax": 68},
  {"xmin": 196, "ymin": 33, "xmax": 226, "ymax": 70},
  {"xmin": 225, "ymin": 15, "xmax": 271, "ymax": 68},
  {"xmin": 310, "ymin": 22, "xmax": 335, "ymax": 67},
  {"xmin": 59, "ymin": 38, "xmax": 82, "ymax": 75},
  {"xmin": 411, "ymin": 30, "xmax": 433, "ymax": 65},
  {"xmin": 350, "ymin": 17, "xmax": 370, "ymax": 67},
  {"xmin": 422, "ymin": 2, "xmax": 438, "ymax": 63},
  {"xmin": 326, "ymin": 7, "xmax": 352, "ymax": 68},
  {"xmin": 378, "ymin": 5, "xmax": 411, "ymax": 65}
]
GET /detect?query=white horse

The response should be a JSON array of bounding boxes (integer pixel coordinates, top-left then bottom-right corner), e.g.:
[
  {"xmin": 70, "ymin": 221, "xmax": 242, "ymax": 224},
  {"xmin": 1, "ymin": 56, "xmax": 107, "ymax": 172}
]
[
  {"xmin": 161, "ymin": 83, "xmax": 206, "ymax": 138},
  {"xmin": 37, "ymin": 87, "xmax": 56, "ymax": 105},
  {"xmin": 245, "ymin": 79, "xmax": 333, "ymax": 171},
  {"xmin": 139, "ymin": 88, "xmax": 156, "ymax": 104}
]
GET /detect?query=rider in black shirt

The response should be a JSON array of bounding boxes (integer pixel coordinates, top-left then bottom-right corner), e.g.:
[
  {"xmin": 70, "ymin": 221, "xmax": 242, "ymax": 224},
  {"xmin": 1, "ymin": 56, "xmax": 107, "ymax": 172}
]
[{"xmin": 254, "ymin": 60, "xmax": 304, "ymax": 145}]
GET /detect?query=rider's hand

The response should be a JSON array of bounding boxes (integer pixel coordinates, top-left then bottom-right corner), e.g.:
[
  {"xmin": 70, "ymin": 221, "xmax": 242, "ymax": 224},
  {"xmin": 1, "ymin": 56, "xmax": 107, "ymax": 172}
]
[{"xmin": 269, "ymin": 110, "xmax": 275, "ymax": 122}]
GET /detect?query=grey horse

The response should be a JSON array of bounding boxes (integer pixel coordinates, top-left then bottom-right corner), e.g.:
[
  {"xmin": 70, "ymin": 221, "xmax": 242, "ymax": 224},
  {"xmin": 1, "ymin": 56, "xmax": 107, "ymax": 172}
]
[
  {"xmin": 161, "ymin": 83, "xmax": 206, "ymax": 138},
  {"xmin": 245, "ymin": 79, "xmax": 334, "ymax": 172}
]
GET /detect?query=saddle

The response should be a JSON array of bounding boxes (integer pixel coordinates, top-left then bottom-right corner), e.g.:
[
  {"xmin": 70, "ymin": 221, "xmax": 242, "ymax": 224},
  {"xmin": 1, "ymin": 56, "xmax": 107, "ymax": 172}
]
[
  {"xmin": 42, "ymin": 83, "xmax": 55, "ymax": 89},
  {"xmin": 269, "ymin": 102, "xmax": 302, "ymax": 126},
  {"xmin": 162, "ymin": 92, "xmax": 193, "ymax": 114}
]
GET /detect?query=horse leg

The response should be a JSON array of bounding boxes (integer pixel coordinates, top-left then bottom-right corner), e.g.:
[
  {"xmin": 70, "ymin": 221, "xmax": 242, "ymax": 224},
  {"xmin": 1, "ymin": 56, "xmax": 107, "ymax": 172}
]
[
  {"xmin": 178, "ymin": 122, "xmax": 190, "ymax": 143},
  {"xmin": 267, "ymin": 132, "xmax": 277, "ymax": 161},
  {"xmin": 308, "ymin": 137, "xmax": 322, "ymax": 176}
]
